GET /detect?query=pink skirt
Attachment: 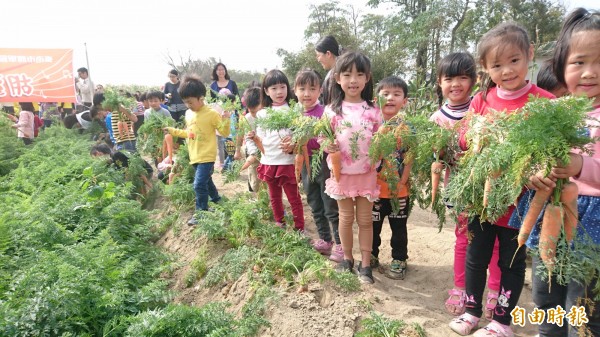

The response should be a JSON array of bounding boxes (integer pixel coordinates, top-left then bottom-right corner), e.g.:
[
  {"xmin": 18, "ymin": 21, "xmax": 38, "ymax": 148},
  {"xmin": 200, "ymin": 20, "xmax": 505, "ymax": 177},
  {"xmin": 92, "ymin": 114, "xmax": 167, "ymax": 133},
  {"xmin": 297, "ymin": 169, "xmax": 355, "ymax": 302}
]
[
  {"xmin": 257, "ymin": 164, "xmax": 296, "ymax": 187},
  {"xmin": 325, "ymin": 171, "xmax": 380, "ymax": 202}
]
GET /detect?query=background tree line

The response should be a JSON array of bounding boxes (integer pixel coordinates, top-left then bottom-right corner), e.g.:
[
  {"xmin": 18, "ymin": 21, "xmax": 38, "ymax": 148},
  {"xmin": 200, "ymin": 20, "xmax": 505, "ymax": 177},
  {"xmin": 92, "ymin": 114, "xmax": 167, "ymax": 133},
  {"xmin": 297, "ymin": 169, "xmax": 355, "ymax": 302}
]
[{"xmin": 167, "ymin": 0, "xmax": 565, "ymax": 95}]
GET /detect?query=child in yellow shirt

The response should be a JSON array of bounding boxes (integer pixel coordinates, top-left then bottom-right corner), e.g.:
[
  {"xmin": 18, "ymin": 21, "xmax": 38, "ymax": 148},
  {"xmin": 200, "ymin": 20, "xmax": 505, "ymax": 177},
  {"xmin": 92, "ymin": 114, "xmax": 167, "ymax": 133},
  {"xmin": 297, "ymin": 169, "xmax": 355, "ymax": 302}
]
[{"xmin": 165, "ymin": 75, "xmax": 231, "ymax": 225}]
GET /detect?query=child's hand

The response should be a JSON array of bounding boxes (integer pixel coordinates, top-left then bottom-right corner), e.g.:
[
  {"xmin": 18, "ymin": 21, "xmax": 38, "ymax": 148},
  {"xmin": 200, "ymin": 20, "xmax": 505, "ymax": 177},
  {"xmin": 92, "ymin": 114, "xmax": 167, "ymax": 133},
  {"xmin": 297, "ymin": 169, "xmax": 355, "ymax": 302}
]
[
  {"xmin": 246, "ymin": 131, "xmax": 256, "ymax": 139},
  {"xmin": 325, "ymin": 140, "xmax": 339, "ymax": 153},
  {"xmin": 279, "ymin": 136, "xmax": 295, "ymax": 154},
  {"xmin": 188, "ymin": 131, "xmax": 196, "ymax": 139},
  {"xmin": 550, "ymin": 153, "xmax": 583, "ymax": 180},
  {"xmin": 162, "ymin": 127, "xmax": 170, "ymax": 135},
  {"xmin": 527, "ymin": 170, "xmax": 556, "ymax": 191}
]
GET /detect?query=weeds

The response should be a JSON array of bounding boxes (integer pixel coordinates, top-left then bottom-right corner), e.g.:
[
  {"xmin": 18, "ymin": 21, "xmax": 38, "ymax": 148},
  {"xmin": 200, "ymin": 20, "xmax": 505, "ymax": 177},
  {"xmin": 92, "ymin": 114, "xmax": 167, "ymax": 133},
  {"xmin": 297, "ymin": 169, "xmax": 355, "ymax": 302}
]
[
  {"xmin": 184, "ymin": 244, "xmax": 209, "ymax": 287},
  {"xmin": 356, "ymin": 312, "xmax": 407, "ymax": 337}
]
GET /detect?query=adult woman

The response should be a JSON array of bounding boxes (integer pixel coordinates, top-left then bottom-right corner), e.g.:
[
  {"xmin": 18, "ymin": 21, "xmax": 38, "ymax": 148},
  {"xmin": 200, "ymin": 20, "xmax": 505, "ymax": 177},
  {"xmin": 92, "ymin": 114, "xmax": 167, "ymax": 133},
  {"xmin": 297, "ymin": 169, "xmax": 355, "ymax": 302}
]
[
  {"xmin": 163, "ymin": 69, "xmax": 187, "ymax": 122},
  {"xmin": 315, "ymin": 35, "xmax": 340, "ymax": 106},
  {"xmin": 210, "ymin": 63, "xmax": 239, "ymax": 98}
]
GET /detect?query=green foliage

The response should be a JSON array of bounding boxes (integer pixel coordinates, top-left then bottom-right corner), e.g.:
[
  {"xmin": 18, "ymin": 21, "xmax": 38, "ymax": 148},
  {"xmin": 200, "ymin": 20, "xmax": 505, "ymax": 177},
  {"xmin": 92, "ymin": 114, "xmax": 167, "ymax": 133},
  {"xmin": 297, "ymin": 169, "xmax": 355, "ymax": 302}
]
[
  {"xmin": 102, "ymin": 87, "xmax": 137, "ymax": 112},
  {"xmin": 356, "ymin": 312, "xmax": 407, "ymax": 337},
  {"xmin": 184, "ymin": 245, "xmax": 209, "ymax": 287},
  {"xmin": 254, "ymin": 103, "xmax": 303, "ymax": 136},
  {"xmin": 446, "ymin": 96, "xmax": 594, "ymax": 223},
  {"xmin": 0, "ymin": 127, "xmax": 175, "ymax": 336},
  {"xmin": 0, "ymin": 114, "xmax": 26, "ymax": 176},
  {"xmin": 137, "ymin": 114, "xmax": 178, "ymax": 160}
]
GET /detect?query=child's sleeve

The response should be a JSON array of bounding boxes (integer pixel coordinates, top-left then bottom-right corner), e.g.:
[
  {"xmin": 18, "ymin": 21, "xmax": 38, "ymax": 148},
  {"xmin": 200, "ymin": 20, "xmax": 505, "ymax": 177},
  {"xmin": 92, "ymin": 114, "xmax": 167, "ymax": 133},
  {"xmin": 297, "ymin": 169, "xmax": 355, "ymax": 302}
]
[{"xmin": 166, "ymin": 127, "xmax": 188, "ymax": 138}]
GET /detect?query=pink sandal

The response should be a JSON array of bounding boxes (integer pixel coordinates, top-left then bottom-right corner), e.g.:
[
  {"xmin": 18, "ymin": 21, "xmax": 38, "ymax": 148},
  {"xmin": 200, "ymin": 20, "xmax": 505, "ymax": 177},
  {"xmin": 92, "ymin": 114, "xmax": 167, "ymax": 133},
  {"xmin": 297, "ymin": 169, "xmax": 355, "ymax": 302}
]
[
  {"xmin": 485, "ymin": 291, "xmax": 499, "ymax": 321},
  {"xmin": 445, "ymin": 288, "xmax": 466, "ymax": 316}
]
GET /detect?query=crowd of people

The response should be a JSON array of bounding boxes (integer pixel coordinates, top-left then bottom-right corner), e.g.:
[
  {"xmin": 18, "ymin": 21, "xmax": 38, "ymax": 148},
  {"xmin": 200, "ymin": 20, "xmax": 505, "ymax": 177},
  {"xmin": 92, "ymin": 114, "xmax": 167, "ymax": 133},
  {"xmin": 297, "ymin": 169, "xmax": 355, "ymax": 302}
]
[{"xmin": 2, "ymin": 8, "xmax": 600, "ymax": 337}]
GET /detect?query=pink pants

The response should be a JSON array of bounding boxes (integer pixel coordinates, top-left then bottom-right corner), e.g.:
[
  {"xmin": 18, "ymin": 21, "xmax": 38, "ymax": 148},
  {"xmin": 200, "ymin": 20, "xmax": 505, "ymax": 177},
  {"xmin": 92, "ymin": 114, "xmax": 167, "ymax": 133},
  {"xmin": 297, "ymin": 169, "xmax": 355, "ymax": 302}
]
[
  {"xmin": 454, "ymin": 214, "xmax": 501, "ymax": 291},
  {"xmin": 265, "ymin": 179, "xmax": 305, "ymax": 230}
]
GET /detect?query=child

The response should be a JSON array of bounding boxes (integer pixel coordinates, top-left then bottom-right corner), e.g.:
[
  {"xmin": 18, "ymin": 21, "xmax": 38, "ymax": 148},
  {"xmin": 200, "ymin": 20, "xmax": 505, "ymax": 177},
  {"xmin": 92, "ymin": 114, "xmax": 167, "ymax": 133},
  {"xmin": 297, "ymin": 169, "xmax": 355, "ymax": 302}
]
[
  {"xmin": 235, "ymin": 87, "xmax": 262, "ymax": 193},
  {"xmin": 371, "ymin": 76, "xmax": 410, "ymax": 280},
  {"xmin": 431, "ymin": 52, "xmax": 502, "ymax": 319},
  {"xmin": 323, "ymin": 51, "xmax": 380, "ymax": 284},
  {"xmin": 165, "ymin": 75, "xmax": 230, "ymax": 226},
  {"xmin": 8, "ymin": 102, "xmax": 35, "ymax": 145},
  {"xmin": 448, "ymin": 23, "xmax": 555, "ymax": 337},
  {"xmin": 527, "ymin": 8, "xmax": 600, "ymax": 337},
  {"xmin": 535, "ymin": 59, "xmax": 568, "ymax": 98},
  {"xmin": 252, "ymin": 70, "xmax": 304, "ymax": 231},
  {"xmin": 90, "ymin": 143, "xmax": 153, "ymax": 195},
  {"xmin": 294, "ymin": 69, "xmax": 342, "ymax": 261},
  {"xmin": 144, "ymin": 90, "xmax": 172, "ymax": 119}
]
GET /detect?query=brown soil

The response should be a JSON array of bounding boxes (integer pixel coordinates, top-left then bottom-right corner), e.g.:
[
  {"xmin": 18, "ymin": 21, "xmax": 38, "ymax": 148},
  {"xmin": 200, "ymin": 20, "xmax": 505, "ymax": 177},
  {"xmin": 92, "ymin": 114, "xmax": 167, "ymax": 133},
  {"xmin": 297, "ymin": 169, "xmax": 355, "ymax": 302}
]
[{"xmin": 155, "ymin": 170, "xmax": 538, "ymax": 337}]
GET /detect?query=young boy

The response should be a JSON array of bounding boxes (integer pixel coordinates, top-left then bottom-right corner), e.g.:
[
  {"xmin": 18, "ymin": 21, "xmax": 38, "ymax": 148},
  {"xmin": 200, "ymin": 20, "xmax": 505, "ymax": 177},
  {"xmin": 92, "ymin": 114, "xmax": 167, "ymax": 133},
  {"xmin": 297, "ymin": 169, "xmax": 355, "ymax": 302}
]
[
  {"xmin": 165, "ymin": 75, "xmax": 231, "ymax": 226},
  {"xmin": 372, "ymin": 76, "xmax": 411, "ymax": 280},
  {"xmin": 144, "ymin": 90, "xmax": 172, "ymax": 120},
  {"xmin": 235, "ymin": 87, "xmax": 262, "ymax": 193}
]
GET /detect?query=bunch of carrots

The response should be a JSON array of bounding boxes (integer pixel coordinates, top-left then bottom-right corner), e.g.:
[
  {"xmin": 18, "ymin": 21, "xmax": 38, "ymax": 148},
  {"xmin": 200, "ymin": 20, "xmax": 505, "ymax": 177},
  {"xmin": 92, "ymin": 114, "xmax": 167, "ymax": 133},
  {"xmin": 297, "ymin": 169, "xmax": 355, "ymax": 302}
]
[{"xmin": 518, "ymin": 179, "xmax": 578, "ymax": 275}]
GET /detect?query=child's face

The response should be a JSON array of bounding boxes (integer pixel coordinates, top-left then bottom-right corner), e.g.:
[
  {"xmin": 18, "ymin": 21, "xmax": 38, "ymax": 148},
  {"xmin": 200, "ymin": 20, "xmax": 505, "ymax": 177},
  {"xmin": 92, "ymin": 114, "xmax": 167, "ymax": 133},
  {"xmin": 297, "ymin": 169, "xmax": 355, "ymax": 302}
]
[
  {"xmin": 294, "ymin": 82, "xmax": 320, "ymax": 109},
  {"xmin": 439, "ymin": 75, "xmax": 472, "ymax": 105},
  {"xmin": 183, "ymin": 97, "xmax": 204, "ymax": 112},
  {"xmin": 336, "ymin": 64, "xmax": 369, "ymax": 103},
  {"xmin": 484, "ymin": 43, "xmax": 533, "ymax": 92},
  {"xmin": 142, "ymin": 99, "xmax": 149, "ymax": 109},
  {"xmin": 265, "ymin": 83, "xmax": 288, "ymax": 105},
  {"xmin": 378, "ymin": 86, "xmax": 407, "ymax": 119},
  {"xmin": 148, "ymin": 97, "xmax": 162, "ymax": 110},
  {"xmin": 565, "ymin": 30, "xmax": 600, "ymax": 106}
]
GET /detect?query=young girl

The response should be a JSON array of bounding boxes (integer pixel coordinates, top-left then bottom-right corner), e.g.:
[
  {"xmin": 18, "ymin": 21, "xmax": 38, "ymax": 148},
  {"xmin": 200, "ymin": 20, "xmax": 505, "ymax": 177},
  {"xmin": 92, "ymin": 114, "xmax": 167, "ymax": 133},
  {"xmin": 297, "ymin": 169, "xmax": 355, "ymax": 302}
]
[
  {"xmin": 527, "ymin": 8, "xmax": 600, "ymax": 337},
  {"xmin": 253, "ymin": 70, "xmax": 304, "ymax": 231},
  {"xmin": 323, "ymin": 51, "xmax": 380, "ymax": 284},
  {"xmin": 431, "ymin": 52, "xmax": 502, "ymax": 320},
  {"xmin": 293, "ymin": 69, "xmax": 342, "ymax": 261},
  {"xmin": 9, "ymin": 103, "xmax": 35, "ymax": 145},
  {"xmin": 448, "ymin": 23, "xmax": 554, "ymax": 337}
]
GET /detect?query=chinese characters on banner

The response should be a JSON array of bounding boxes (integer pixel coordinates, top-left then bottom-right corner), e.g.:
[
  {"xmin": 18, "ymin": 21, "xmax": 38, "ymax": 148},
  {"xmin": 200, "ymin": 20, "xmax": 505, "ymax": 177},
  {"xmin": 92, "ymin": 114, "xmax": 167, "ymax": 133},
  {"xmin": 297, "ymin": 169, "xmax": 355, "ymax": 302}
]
[{"xmin": 0, "ymin": 48, "xmax": 76, "ymax": 103}]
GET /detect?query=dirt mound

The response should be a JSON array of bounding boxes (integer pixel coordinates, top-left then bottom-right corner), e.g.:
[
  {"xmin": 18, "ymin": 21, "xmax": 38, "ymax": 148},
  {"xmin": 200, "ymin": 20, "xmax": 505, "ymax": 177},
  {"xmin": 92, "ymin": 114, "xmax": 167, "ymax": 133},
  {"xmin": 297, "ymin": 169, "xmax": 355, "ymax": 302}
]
[{"xmin": 155, "ymin": 171, "xmax": 538, "ymax": 337}]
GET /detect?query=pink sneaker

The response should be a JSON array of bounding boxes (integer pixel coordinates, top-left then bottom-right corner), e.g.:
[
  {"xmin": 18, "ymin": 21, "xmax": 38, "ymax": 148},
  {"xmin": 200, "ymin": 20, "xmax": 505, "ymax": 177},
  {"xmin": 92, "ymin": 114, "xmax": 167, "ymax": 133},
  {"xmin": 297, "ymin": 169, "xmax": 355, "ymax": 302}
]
[
  {"xmin": 329, "ymin": 244, "xmax": 344, "ymax": 263},
  {"xmin": 312, "ymin": 239, "xmax": 333, "ymax": 255},
  {"xmin": 449, "ymin": 313, "xmax": 480, "ymax": 336},
  {"xmin": 473, "ymin": 321, "xmax": 514, "ymax": 337}
]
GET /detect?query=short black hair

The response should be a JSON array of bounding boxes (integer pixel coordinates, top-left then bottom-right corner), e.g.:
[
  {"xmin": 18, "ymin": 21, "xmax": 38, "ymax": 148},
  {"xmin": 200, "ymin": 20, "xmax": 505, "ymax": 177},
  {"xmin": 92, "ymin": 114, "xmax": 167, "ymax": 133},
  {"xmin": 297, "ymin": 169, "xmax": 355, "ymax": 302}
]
[
  {"xmin": 212, "ymin": 63, "xmax": 230, "ymax": 81},
  {"xmin": 294, "ymin": 69, "xmax": 322, "ymax": 88},
  {"xmin": 537, "ymin": 59, "xmax": 562, "ymax": 92},
  {"xmin": 260, "ymin": 69, "xmax": 292, "ymax": 107},
  {"xmin": 178, "ymin": 75, "xmax": 207, "ymax": 99},
  {"xmin": 19, "ymin": 102, "xmax": 34, "ymax": 111},
  {"xmin": 139, "ymin": 92, "xmax": 147, "ymax": 101},
  {"xmin": 90, "ymin": 143, "xmax": 112, "ymax": 156},
  {"xmin": 90, "ymin": 105, "xmax": 105, "ymax": 119},
  {"xmin": 436, "ymin": 52, "xmax": 477, "ymax": 85},
  {"xmin": 77, "ymin": 67, "xmax": 88, "ymax": 74},
  {"xmin": 93, "ymin": 92, "xmax": 105, "ymax": 106},
  {"xmin": 146, "ymin": 90, "xmax": 164, "ymax": 101},
  {"xmin": 63, "ymin": 114, "xmax": 79, "ymax": 129},
  {"xmin": 376, "ymin": 76, "xmax": 408, "ymax": 98},
  {"xmin": 243, "ymin": 87, "xmax": 261, "ymax": 109},
  {"xmin": 169, "ymin": 69, "xmax": 179, "ymax": 77},
  {"xmin": 315, "ymin": 35, "xmax": 340, "ymax": 56}
]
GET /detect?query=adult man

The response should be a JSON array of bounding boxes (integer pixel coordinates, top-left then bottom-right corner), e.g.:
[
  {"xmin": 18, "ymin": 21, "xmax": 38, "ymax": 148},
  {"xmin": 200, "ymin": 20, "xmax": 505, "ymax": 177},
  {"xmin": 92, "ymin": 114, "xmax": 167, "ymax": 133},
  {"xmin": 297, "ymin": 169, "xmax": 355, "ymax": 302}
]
[{"xmin": 76, "ymin": 67, "xmax": 95, "ymax": 112}]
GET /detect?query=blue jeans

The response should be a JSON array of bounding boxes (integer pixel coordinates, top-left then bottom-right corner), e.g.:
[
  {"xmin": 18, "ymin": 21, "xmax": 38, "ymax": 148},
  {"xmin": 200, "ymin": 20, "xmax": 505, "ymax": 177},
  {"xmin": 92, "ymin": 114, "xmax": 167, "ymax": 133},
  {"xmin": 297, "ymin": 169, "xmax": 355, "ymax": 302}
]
[{"xmin": 193, "ymin": 162, "xmax": 220, "ymax": 211}]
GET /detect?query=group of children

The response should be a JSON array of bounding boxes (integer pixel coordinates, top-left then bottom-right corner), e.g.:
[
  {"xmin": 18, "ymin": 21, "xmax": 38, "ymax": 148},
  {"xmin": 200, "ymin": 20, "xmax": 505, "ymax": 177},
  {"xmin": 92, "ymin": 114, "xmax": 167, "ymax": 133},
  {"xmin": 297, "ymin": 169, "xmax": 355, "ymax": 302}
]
[{"xmin": 4, "ymin": 7, "xmax": 598, "ymax": 337}]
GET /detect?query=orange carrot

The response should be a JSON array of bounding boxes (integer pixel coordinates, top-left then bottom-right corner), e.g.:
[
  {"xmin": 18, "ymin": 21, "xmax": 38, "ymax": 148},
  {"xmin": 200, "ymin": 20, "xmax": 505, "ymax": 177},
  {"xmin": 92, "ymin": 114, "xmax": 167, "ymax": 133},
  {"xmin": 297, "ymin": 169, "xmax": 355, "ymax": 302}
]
[
  {"xmin": 560, "ymin": 182, "xmax": 579, "ymax": 243},
  {"xmin": 330, "ymin": 151, "xmax": 342, "ymax": 182},
  {"xmin": 431, "ymin": 161, "xmax": 444, "ymax": 206},
  {"xmin": 539, "ymin": 203, "xmax": 563, "ymax": 273},
  {"xmin": 482, "ymin": 177, "xmax": 492, "ymax": 208},
  {"xmin": 302, "ymin": 144, "xmax": 310, "ymax": 181},
  {"xmin": 517, "ymin": 188, "xmax": 552, "ymax": 248},
  {"xmin": 240, "ymin": 155, "xmax": 257, "ymax": 171},
  {"xmin": 295, "ymin": 152, "xmax": 304, "ymax": 184}
]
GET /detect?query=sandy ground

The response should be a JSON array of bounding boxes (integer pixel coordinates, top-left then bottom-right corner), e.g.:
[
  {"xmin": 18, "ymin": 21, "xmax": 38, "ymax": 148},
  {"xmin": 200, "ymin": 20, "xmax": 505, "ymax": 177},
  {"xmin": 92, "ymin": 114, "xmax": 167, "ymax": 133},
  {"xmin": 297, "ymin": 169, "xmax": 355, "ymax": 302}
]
[{"xmin": 156, "ymin": 169, "xmax": 538, "ymax": 337}]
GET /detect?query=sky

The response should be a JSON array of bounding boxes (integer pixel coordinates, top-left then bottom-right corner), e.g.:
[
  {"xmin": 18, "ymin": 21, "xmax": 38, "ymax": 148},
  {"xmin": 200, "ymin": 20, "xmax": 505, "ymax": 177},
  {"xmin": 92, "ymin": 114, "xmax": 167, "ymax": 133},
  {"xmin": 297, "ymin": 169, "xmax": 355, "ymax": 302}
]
[{"xmin": 3, "ymin": 0, "xmax": 598, "ymax": 87}]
